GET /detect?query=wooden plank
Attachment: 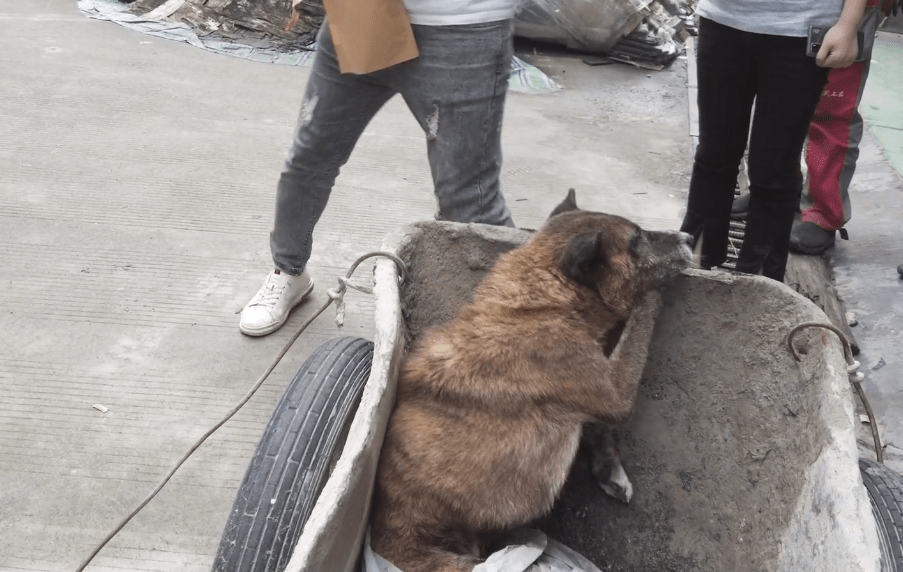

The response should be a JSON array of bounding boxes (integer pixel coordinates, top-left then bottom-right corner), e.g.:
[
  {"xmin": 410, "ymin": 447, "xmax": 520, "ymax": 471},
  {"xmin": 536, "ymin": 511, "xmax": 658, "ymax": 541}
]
[
  {"xmin": 784, "ymin": 252, "xmax": 860, "ymax": 355},
  {"xmin": 144, "ymin": 0, "xmax": 186, "ymax": 20}
]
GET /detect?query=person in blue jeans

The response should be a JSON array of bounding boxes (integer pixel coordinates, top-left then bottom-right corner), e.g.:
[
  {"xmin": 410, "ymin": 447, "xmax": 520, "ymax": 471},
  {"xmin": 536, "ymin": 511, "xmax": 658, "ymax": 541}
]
[
  {"xmin": 239, "ymin": 1, "xmax": 520, "ymax": 336},
  {"xmin": 681, "ymin": 0, "xmax": 867, "ymax": 282}
]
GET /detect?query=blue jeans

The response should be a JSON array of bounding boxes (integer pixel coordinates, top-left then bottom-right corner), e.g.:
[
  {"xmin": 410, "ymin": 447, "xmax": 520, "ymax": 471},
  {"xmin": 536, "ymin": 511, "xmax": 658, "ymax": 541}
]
[
  {"xmin": 681, "ymin": 17, "xmax": 829, "ymax": 281},
  {"xmin": 270, "ymin": 20, "xmax": 516, "ymax": 275}
]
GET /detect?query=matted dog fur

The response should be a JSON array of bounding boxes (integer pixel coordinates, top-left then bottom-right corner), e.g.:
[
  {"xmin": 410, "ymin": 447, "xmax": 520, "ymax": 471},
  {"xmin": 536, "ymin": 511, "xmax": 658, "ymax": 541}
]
[{"xmin": 370, "ymin": 191, "xmax": 693, "ymax": 571}]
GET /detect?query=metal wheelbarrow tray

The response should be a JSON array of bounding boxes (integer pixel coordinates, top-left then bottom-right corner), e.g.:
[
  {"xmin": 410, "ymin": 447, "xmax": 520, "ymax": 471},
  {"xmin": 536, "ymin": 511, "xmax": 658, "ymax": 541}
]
[{"xmin": 215, "ymin": 221, "xmax": 892, "ymax": 572}]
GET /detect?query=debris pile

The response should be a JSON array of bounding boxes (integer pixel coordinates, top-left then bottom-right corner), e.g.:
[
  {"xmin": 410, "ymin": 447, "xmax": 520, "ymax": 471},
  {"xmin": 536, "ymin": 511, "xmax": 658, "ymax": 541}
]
[
  {"xmin": 515, "ymin": 0, "xmax": 697, "ymax": 69},
  {"xmin": 122, "ymin": 0, "xmax": 697, "ymax": 70},
  {"xmin": 124, "ymin": 0, "xmax": 323, "ymax": 49}
]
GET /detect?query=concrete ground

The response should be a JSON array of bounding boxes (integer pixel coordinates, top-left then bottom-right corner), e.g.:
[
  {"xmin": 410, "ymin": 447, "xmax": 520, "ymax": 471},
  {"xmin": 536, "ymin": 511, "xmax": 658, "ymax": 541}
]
[
  {"xmin": 832, "ymin": 31, "xmax": 903, "ymax": 468},
  {"xmin": 0, "ymin": 1, "xmax": 899, "ymax": 571},
  {"xmin": 0, "ymin": 2, "xmax": 690, "ymax": 571}
]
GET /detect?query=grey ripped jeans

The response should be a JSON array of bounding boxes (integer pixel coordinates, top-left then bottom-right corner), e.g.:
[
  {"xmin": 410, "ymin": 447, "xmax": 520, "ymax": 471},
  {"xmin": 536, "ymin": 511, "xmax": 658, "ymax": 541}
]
[{"xmin": 270, "ymin": 20, "xmax": 516, "ymax": 275}]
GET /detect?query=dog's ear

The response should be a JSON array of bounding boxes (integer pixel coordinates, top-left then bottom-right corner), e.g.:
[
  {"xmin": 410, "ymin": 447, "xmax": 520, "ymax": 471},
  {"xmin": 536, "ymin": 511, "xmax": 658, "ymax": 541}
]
[
  {"xmin": 549, "ymin": 188, "xmax": 579, "ymax": 219},
  {"xmin": 559, "ymin": 231, "xmax": 606, "ymax": 286}
]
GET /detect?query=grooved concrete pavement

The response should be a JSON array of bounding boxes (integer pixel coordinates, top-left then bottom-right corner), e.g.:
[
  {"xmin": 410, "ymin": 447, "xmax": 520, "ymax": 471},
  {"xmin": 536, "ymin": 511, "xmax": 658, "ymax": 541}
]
[
  {"xmin": 5, "ymin": 2, "xmax": 899, "ymax": 570},
  {"xmin": 0, "ymin": 1, "xmax": 692, "ymax": 570}
]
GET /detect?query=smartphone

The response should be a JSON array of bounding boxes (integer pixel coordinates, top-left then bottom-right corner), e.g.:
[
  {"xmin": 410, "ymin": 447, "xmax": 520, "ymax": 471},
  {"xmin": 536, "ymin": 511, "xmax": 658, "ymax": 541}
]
[
  {"xmin": 807, "ymin": 25, "xmax": 866, "ymax": 59},
  {"xmin": 806, "ymin": 26, "xmax": 828, "ymax": 58}
]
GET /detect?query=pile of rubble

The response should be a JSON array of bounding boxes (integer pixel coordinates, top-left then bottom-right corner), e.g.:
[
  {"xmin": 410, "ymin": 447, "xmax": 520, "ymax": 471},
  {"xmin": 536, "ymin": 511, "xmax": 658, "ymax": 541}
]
[
  {"xmin": 124, "ymin": 0, "xmax": 324, "ymax": 49},
  {"xmin": 516, "ymin": 0, "xmax": 696, "ymax": 69},
  {"xmin": 123, "ymin": 0, "xmax": 695, "ymax": 68}
]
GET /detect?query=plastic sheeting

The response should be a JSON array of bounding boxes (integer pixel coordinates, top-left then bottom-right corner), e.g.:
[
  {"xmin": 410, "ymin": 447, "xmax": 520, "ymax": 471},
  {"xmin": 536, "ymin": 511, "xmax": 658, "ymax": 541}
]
[
  {"xmin": 78, "ymin": 0, "xmax": 318, "ymax": 65},
  {"xmin": 77, "ymin": 0, "xmax": 559, "ymax": 94},
  {"xmin": 362, "ymin": 529, "xmax": 604, "ymax": 572},
  {"xmin": 515, "ymin": 0, "xmax": 652, "ymax": 52}
]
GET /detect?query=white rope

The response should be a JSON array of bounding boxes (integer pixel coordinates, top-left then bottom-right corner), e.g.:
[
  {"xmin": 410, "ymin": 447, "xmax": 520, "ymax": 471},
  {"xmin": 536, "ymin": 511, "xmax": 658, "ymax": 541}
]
[{"xmin": 328, "ymin": 276, "xmax": 375, "ymax": 327}]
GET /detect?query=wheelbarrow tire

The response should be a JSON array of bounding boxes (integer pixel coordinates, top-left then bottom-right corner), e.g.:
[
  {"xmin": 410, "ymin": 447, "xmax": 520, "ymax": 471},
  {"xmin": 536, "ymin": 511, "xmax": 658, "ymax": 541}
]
[
  {"xmin": 860, "ymin": 458, "xmax": 903, "ymax": 572},
  {"xmin": 212, "ymin": 336, "xmax": 374, "ymax": 572}
]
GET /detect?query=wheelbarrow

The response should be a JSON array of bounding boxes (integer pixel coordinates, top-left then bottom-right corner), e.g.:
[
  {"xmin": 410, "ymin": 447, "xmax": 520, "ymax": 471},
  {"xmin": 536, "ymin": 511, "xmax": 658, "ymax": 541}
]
[{"xmin": 211, "ymin": 220, "xmax": 903, "ymax": 572}]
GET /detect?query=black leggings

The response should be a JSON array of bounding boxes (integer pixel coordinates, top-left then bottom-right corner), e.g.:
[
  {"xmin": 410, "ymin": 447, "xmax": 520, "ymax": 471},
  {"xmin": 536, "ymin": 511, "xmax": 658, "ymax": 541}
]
[{"xmin": 682, "ymin": 17, "xmax": 830, "ymax": 281}]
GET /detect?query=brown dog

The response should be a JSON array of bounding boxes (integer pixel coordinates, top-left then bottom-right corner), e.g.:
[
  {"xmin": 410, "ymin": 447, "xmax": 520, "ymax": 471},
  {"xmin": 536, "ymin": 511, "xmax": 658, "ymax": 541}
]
[{"xmin": 370, "ymin": 191, "xmax": 693, "ymax": 571}]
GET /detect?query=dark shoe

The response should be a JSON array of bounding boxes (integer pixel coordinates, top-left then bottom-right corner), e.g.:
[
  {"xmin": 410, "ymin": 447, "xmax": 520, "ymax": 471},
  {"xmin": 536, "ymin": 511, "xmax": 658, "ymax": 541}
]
[
  {"xmin": 735, "ymin": 188, "xmax": 798, "ymax": 282},
  {"xmin": 789, "ymin": 222, "xmax": 839, "ymax": 255},
  {"xmin": 898, "ymin": 264, "xmax": 903, "ymax": 277},
  {"xmin": 731, "ymin": 193, "xmax": 750, "ymax": 219}
]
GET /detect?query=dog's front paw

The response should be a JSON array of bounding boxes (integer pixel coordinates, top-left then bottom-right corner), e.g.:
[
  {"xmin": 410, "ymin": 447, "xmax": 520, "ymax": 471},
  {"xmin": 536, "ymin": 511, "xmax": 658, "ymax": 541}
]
[
  {"xmin": 637, "ymin": 288, "xmax": 664, "ymax": 316},
  {"xmin": 597, "ymin": 464, "xmax": 634, "ymax": 504}
]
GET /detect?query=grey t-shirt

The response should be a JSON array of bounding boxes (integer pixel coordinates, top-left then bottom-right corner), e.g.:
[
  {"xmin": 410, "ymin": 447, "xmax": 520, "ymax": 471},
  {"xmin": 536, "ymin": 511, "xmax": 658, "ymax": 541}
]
[
  {"xmin": 402, "ymin": 0, "xmax": 521, "ymax": 25},
  {"xmin": 697, "ymin": 0, "xmax": 845, "ymax": 37}
]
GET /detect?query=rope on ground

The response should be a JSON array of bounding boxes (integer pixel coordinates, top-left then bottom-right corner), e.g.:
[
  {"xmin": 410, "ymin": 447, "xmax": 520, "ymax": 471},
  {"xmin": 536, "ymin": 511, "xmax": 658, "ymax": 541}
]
[
  {"xmin": 73, "ymin": 251, "xmax": 406, "ymax": 572},
  {"xmin": 787, "ymin": 321, "xmax": 883, "ymax": 463}
]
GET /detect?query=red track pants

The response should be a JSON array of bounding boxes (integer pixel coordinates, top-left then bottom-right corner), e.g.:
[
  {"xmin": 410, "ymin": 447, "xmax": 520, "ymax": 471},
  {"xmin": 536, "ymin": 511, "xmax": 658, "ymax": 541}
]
[{"xmin": 802, "ymin": 1, "xmax": 880, "ymax": 231}]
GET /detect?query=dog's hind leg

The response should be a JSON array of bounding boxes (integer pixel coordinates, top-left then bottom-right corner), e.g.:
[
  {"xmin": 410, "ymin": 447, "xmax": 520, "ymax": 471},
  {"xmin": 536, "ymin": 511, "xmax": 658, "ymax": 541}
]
[
  {"xmin": 584, "ymin": 425, "xmax": 633, "ymax": 503},
  {"xmin": 370, "ymin": 512, "xmax": 481, "ymax": 572}
]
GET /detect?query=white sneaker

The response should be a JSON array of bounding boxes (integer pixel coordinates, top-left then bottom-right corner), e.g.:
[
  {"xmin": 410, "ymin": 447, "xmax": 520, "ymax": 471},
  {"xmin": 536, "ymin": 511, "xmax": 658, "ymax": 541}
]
[{"xmin": 239, "ymin": 269, "xmax": 314, "ymax": 336}]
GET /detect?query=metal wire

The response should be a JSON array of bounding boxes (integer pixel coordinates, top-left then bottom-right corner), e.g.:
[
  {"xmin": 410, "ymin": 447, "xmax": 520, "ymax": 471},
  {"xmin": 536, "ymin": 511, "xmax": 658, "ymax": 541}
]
[
  {"xmin": 74, "ymin": 251, "xmax": 406, "ymax": 572},
  {"xmin": 788, "ymin": 321, "xmax": 883, "ymax": 463}
]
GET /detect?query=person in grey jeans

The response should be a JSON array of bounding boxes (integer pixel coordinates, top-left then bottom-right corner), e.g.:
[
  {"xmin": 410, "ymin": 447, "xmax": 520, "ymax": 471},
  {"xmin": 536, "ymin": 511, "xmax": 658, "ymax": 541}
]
[{"xmin": 240, "ymin": 2, "xmax": 520, "ymax": 336}]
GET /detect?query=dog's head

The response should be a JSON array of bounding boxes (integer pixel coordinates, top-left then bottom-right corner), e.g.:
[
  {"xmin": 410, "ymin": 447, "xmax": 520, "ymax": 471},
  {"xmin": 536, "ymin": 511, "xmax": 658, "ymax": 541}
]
[{"xmin": 542, "ymin": 189, "xmax": 693, "ymax": 313}]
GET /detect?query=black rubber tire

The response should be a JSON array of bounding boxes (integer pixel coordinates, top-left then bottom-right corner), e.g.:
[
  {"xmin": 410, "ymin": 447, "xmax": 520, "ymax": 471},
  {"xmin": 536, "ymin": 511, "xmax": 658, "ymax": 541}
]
[
  {"xmin": 213, "ymin": 337, "xmax": 374, "ymax": 572},
  {"xmin": 861, "ymin": 458, "xmax": 903, "ymax": 572}
]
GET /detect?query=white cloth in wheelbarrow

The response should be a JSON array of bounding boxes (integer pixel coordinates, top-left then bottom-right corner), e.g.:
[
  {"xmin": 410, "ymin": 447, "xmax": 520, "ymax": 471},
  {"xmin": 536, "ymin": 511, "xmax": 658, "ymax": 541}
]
[{"xmin": 362, "ymin": 528, "xmax": 604, "ymax": 572}]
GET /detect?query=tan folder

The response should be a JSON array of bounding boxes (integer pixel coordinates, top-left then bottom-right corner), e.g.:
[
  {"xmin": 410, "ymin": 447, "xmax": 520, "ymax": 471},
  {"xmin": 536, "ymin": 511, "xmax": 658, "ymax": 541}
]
[{"xmin": 313, "ymin": 0, "xmax": 420, "ymax": 74}]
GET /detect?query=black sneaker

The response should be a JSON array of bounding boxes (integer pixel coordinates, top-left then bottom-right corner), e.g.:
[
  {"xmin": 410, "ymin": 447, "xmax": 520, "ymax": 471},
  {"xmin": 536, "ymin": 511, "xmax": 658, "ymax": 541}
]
[{"xmin": 789, "ymin": 222, "xmax": 838, "ymax": 255}]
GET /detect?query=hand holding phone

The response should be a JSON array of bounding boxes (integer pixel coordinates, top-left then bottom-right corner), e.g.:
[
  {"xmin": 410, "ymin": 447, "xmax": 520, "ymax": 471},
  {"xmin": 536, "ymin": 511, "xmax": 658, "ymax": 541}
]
[{"xmin": 808, "ymin": 24, "xmax": 861, "ymax": 68}]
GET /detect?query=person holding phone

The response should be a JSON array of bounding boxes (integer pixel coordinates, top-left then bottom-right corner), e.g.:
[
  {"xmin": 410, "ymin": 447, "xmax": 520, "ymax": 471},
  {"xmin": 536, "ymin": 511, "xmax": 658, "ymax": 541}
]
[{"xmin": 681, "ymin": 0, "xmax": 867, "ymax": 281}]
